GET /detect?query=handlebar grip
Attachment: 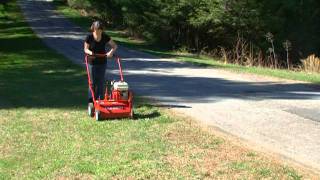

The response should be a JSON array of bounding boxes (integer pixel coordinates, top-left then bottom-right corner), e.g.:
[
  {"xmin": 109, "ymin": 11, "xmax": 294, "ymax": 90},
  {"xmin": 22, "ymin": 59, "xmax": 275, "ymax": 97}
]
[
  {"xmin": 87, "ymin": 54, "xmax": 106, "ymax": 58},
  {"xmin": 86, "ymin": 53, "xmax": 119, "ymax": 59}
]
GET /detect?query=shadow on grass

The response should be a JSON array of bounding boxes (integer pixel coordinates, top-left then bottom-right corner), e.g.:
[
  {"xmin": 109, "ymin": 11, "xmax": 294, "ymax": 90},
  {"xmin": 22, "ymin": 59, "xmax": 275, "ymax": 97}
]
[
  {"xmin": 100, "ymin": 111, "xmax": 161, "ymax": 122},
  {"xmin": 0, "ymin": 35, "xmax": 87, "ymax": 109},
  {"xmin": 133, "ymin": 102, "xmax": 162, "ymax": 120},
  {"xmin": 133, "ymin": 111, "xmax": 161, "ymax": 120},
  {"xmin": 0, "ymin": 2, "xmax": 89, "ymax": 110}
]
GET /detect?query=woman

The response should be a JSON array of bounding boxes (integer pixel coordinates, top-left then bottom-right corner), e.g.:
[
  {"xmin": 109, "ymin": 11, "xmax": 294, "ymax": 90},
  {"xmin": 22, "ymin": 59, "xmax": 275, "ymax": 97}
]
[{"xmin": 84, "ymin": 20, "xmax": 117, "ymax": 102}]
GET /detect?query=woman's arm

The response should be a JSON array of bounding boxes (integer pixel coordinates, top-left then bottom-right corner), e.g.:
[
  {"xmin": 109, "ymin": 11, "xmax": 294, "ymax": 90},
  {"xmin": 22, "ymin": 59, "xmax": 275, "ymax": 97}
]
[
  {"xmin": 106, "ymin": 39, "xmax": 117, "ymax": 58},
  {"xmin": 84, "ymin": 42, "xmax": 93, "ymax": 55}
]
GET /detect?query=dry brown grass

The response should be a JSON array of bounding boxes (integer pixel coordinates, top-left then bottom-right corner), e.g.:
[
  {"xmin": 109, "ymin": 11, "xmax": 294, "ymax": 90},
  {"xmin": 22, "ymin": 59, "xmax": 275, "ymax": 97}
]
[
  {"xmin": 162, "ymin": 109, "xmax": 320, "ymax": 179},
  {"xmin": 302, "ymin": 54, "xmax": 320, "ymax": 73}
]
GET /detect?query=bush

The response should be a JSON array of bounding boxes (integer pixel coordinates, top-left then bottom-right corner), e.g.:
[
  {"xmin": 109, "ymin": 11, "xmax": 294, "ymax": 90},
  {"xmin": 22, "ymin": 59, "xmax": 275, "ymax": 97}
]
[
  {"xmin": 302, "ymin": 55, "xmax": 320, "ymax": 73},
  {"xmin": 81, "ymin": 0, "xmax": 320, "ymax": 69},
  {"xmin": 67, "ymin": 0, "xmax": 90, "ymax": 9}
]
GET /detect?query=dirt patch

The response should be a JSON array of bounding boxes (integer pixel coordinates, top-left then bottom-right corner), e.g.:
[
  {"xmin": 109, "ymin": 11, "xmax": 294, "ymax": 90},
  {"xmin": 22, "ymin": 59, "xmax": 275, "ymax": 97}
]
[{"xmin": 55, "ymin": 174, "xmax": 95, "ymax": 180}]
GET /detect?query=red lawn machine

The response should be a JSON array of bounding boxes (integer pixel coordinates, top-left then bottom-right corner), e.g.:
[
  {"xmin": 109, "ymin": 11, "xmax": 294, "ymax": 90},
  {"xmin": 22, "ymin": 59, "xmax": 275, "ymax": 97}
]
[{"xmin": 85, "ymin": 54, "xmax": 134, "ymax": 120}]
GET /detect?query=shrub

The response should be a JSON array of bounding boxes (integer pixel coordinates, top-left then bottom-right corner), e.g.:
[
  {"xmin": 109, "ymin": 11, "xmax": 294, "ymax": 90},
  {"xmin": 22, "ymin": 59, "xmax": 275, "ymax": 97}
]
[
  {"xmin": 301, "ymin": 54, "xmax": 320, "ymax": 73},
  {"xmin": 67, "ymin": 0, "xmax": 90, "ymax": 9}
]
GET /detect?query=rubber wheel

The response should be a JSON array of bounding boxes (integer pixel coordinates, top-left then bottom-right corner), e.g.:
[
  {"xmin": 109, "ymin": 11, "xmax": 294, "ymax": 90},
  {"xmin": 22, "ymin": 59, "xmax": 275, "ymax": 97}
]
[
  {"xmin": 95, "ymin": 110, "xmax": 101, "ymax": 121},
  {"xmin": 88, "ymin": 103, "xmax": 94, "ymax": 117}
]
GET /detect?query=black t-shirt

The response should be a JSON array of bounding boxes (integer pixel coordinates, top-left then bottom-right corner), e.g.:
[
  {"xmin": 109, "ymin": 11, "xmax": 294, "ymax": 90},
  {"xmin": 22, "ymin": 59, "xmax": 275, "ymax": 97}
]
[{"xmin": 85, "ymin": 33, "xmax": 111, "ymax": 64}]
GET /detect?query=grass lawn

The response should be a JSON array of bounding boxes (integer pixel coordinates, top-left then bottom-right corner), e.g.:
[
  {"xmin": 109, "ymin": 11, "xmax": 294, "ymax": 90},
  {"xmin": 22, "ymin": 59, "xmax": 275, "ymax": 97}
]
[
  {"xmin": 0, "ymin": 1, "xmax": 318, "ymax": 179},
  {"xmin": 53, "ymin": 1, "xmax": 320, "ymax": 84}
]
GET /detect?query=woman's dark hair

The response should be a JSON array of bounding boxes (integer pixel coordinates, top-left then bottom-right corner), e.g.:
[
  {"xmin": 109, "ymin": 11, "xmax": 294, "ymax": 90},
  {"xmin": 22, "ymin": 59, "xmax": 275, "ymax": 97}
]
[{"xmin": 90, "ymin": 20, "xmax": 104, "ymax": 32}]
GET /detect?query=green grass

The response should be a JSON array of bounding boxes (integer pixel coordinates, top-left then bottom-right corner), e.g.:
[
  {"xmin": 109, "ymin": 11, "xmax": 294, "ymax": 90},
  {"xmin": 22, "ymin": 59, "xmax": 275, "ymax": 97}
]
[
  {"xmin": 54, "ymin": 1, "xmax": 320, "ymax": 84},
  {"xmin": 53, "ymin": 0, "xmax": 92, "ymax": 31},
  {"xmin": 0, "ymin": 1, "xmax": 317, "ymax": 179}
]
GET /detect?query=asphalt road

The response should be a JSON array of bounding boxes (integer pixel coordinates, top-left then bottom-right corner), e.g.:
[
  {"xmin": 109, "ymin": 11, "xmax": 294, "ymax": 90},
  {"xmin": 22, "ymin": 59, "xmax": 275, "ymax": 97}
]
[{"xmin": 19, "ymin": 0, "xmax": 320, "ymax": 171}]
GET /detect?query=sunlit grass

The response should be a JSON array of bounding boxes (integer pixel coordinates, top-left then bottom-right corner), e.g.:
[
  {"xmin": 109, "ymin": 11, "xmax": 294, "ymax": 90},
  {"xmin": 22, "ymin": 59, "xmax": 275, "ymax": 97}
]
[{"xmin": 0, "ymin": 1, "xmax": 316, "ymax": 179}]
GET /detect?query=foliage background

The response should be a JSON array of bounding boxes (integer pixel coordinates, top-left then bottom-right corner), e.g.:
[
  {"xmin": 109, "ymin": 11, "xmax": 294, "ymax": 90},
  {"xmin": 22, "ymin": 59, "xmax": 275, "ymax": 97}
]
[{"xmin": 64, "ymin": 0, "xmax": 320, "ymax": 66}]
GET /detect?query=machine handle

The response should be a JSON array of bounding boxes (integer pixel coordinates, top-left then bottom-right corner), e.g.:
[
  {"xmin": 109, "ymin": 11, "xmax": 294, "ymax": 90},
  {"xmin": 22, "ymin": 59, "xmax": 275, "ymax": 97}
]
[
  {"xmin": 113, "ymin": 54, "xmax": 124, "ymax": 82},
  {"xmin": 85, "ymin": 54, "xmax": 124, "ymax": 82},
  {"xmin": 86, "ymin": 53, "xmax": 107, "ymax": 58}
]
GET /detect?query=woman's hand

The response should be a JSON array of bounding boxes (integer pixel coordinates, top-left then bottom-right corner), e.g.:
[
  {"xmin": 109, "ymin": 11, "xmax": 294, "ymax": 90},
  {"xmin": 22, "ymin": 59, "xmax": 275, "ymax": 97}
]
[
  {"xmin": 84, "ymin": 42, "xmax": 94, "ymax": 55},
  {"xmin": 106, "ymin": 51, "xmax": 113, "ymax": 58},
  {"xmin": 106, "ymin": 39, "xmax": 117, "ymax": 58}
]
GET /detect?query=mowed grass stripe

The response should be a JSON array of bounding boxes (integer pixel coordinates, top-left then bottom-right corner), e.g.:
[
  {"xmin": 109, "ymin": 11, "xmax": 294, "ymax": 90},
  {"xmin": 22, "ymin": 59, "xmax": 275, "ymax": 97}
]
[{"xmin": 0, "ymin": 1, "xmax": 317, "ymax": 179}]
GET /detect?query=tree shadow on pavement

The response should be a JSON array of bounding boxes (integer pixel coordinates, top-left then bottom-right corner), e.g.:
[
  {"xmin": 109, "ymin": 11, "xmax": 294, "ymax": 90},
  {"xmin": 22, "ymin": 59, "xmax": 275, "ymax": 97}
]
[{"xmin": 107, "ymin": 58, "xmax": 320, "ymax": 104}]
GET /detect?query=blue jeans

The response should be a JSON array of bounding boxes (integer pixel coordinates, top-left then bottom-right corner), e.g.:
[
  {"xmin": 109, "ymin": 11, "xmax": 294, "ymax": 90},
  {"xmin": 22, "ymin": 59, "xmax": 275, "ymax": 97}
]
[{"xmin": 88, "ymin": 63, "xmax": 106, "ymax": 102}]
